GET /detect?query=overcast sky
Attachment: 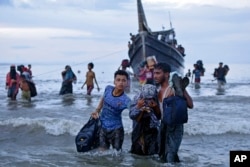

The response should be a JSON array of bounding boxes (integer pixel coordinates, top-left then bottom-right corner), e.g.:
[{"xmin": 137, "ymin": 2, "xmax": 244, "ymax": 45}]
[{"xmin": 1, "ymin": 0, "xmax": 250, "ymax": 67}]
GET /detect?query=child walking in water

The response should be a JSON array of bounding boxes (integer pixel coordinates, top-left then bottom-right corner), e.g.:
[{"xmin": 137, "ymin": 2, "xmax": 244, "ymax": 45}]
[
  {"xmin": 91, "ymin": 70, "xmax": 131, "ymax": 152},
  {"xmin": 19, "ymin": 75, "xmax": 31, "ymax": 101},
  {"xmin": 81, "ymin": 62, "xmax": 100, "ymax": 95}
]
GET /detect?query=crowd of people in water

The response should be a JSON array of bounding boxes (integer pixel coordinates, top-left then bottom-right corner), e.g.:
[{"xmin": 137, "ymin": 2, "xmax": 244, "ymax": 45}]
[
  {"xmin": 58, "ymin": 62, "xmax": 102, "ymax": 96},
  {"xmin": 72, "ymin": 59, "xmax": 193, "ymax": 163},
  {"xmin": 5, "ymin": 64, "xmax": 36, "ymax": 102},
  {"xmin": 185, "ymin": 60, "xmax": 230, "ymax": 90},
  {"xmin": 5, "ymin": 60, "xmax": 229, "ymax": 99},
  {"xmin": 85, "ymin": 61, "xmax": 193, "ymax": 163},
  {"xmin": 5, "ymin": 59, "xmax": 229, "ymax": 164}
]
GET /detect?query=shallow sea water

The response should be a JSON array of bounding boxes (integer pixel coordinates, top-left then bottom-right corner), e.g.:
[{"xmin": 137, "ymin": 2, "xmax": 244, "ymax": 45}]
[{"xmin": 0, "ymin": 63, "xmax": 250, "ymax": 167}]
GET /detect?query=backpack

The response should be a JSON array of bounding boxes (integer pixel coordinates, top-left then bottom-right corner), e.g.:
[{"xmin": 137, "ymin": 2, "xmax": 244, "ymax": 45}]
[
  {"xmin": 213, "ymin": 68, "xmax": 218, "ymax": 78},
  {"xmin": 162, "ymin": 96, "xmax": 188, "ymax": 125},
  {"xmin": 196, "ymin": 60, "xmax": 205, "ymax": 76},
  {"xmin": 27, "ymin": 81, "xmax": 37, "ymax": 97},
  {"xmin": 75, "ymin": 117, "xmax": 100, "ymax": 152}
]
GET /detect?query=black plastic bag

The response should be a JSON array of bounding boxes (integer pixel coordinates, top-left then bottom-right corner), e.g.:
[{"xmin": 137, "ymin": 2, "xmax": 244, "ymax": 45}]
[
  {"xmin": 27, "ymin": 81, "xmax": 37, "ymax": 97},
  {"xmin": 75, "ymin": 117, "xmax": 100, "ymax": 152}
]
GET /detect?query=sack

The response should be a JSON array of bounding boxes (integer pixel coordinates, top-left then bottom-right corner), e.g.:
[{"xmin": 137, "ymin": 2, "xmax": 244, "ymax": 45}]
[
  {"xmin": 27, "ymin": 81, "xmax": 37, "ymax": 97},
  {"xmin": 75, "ymin": 117, "xmax": 100, "ymax": 152},
  {"xmin": 162, "ymin": 96, "xmax": 188, "ymax": 125}
]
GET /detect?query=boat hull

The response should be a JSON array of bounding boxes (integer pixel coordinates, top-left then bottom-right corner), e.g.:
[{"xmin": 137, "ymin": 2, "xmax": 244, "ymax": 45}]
[{"xmin": 128, "ymin": 32, "xmax": 185, "ymax": 76}]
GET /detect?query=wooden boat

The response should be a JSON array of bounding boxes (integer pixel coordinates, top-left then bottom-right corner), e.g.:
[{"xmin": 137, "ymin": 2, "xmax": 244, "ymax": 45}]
[{"xmin": 128, "ymin": 0, "xmax": 186, "ymax": 76}]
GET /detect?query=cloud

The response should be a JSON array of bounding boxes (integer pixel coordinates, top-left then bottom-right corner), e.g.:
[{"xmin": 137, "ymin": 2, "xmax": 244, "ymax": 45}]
[
  {"xmin": 11, "ymin": 45, "xmax": 34, "ymax": 49},
  {"xmin": 0, "ymin": 27, "xmax": 92, "ymax": 39},
  {"xmin": 2, "ymin": 0, "xmax": 250, "ymax": 10},
  {"xmin": 144, "ymin": 0, "xmax": 250, "ymax": 9},
  {"xmin": 1, "ymin": 0, "xmax": 132, "ymax": 10},
  {"xmin": 0, "ymin": 0, "xmax": 250, "ymax": 65}
]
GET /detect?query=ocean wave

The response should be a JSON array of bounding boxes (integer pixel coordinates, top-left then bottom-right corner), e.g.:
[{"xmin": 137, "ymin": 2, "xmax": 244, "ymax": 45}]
[
  {"xmin": 1, "ymin": 117, "xmax": 250, "ymax": 137},
  {"xmin": 185, "ymin": 119, "xmax": 250, "ymax": 135},
  {"xmin": 0, "ymin": 117, "xmax": 82, "ymax": 136}
]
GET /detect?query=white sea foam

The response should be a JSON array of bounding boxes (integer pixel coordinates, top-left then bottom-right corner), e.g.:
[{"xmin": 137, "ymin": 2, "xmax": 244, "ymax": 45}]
[
  {"xmin": 0, "ymin": 117, "xmax": 81, "ymax": 136},
  {"xmin": 1, "ymin": 116, "xmax": 250, "ymax": 136},
  {"xmin": 185, "ymin": 119, "xmax": 250, "ymax": 135}
]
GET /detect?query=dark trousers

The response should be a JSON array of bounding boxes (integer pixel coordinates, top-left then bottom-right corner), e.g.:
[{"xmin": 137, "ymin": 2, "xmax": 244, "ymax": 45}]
[{"xmin": 159, "ymin": 123, "xmax": 183, "ymax": 163}]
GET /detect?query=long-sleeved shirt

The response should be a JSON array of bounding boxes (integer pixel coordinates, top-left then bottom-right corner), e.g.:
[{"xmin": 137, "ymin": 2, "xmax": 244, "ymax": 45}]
[{"xmin": 129, "ymin": 93, "xmax": 160, "ymax": 129}]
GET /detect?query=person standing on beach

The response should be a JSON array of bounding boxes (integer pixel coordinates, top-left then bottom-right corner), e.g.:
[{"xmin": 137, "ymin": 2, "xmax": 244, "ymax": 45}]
[
  {"xmin": 153, "ymin": 63, "xmax": 193, "ymax": 163},
  {"xmin": 129, "ymin": 84, "xmax": 161, "ymax": 155},
  {"xmin": 81, "ymin": 62, "xmax": 100, "ymax": 95},
  {"xmin": 91, "ymin": 70, "xmax": 131, "ymax": 152},
  {"xmin": 6, "ymin": 65, "xmax": 20, "ymax": 100}
]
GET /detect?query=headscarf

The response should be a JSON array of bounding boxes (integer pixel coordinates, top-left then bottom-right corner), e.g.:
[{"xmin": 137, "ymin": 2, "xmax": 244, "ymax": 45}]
[
  {"xmin": 141, "ymin": 84, "xmax": 157, "ymax": 98},
  {"xmin": 10, "ymin": 65, "xmax": 17, "ymax": 80},
  {"xmin": 64, "ymin": 66, "xmax": 75, "ymax": 81}
]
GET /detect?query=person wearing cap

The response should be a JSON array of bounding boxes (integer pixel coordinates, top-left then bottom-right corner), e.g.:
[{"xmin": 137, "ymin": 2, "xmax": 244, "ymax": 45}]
[
  {"xmin": 129, "ymin": 84, "xmax": 161, "ymax": 155},
  {"xmin": 6, "ymin": 65, "xmax": 20, "ymax": 100},
  {"xmin": 153, "ymin": 62, "xmax": 193, "ymax": 163}
]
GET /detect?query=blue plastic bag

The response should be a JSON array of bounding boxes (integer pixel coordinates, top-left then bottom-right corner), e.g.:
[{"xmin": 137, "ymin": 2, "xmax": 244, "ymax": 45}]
[{"xmin": 162, "ymin": 96, "xmax": 188, "ymax": 125}]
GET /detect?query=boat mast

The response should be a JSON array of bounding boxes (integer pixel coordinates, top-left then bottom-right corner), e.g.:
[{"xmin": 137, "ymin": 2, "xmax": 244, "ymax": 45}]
[
  {"xmin": 137, "ymin": 0, "xmax": 149, "ymax": 32},
  {"xmin": 137, "ymin": 0, "xmax": 149, "ymax": 60},
  {"xmin": 168, "ymin": 11, "xmax": 172, "ymax": 29}
]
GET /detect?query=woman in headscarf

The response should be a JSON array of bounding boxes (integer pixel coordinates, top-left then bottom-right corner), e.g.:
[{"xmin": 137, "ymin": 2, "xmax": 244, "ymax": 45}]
[
  {"xmin": 6, "ymin": 65, "xmax": 20, "ymax": 100},
  {"xmin": 59, "ymin": 65, "xmax": 77, "ymax": 95},
  {"xmin": 129, "ymin": 84, "xmax": 161, "ymax": 155}
]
